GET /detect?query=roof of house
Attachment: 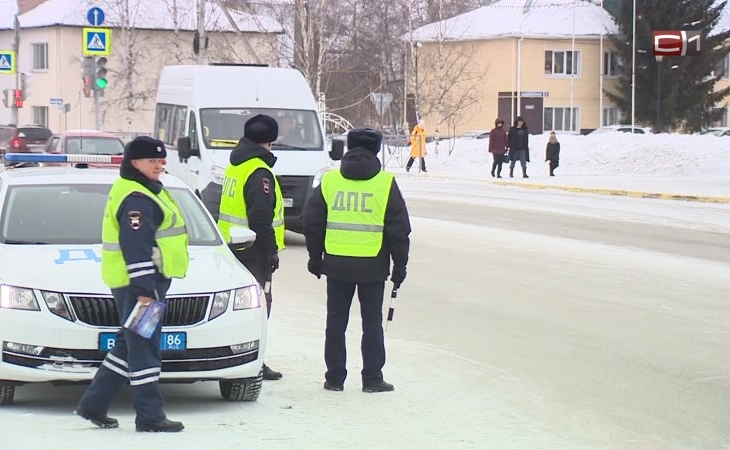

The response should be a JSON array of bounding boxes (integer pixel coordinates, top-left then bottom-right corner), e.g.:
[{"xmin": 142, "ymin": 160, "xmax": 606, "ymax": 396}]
[
  {"xmin": 0, "ymin": 0, "xmax": 18, "ymax": 29},
  {"xmin": 410, "ymin": 0, "xmax": 618, "ymax": 42},
  {"xmin": 2, "ymin": 0, "xmax": 283, "ymax": 33}
]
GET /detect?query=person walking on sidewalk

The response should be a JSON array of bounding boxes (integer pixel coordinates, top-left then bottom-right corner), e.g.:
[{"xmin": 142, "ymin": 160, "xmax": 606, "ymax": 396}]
[
  {"xmin": 217, "ymin": 114, "xmax": 285, "ymax": 381},
  {"xmin": 75, "ymin": 136, "xmax": 188, "ymax": 433},
  {"xmin": 488, "ymin": 118, "xmax": 508, "ymax": 178},
  {"xmin": 302, "ymin": 128, "xmax": 411, "ymax": 393},
  {"xmin": 507, "ymin": 116, "xmax": 530, "ymax": 178},
  {"xmin": 406, "ymin": 119, "xmax": 427, "ymax": 173},
  {"xmin": 545, "ymin": 131, "xmax": 560, "ymax": 176}
]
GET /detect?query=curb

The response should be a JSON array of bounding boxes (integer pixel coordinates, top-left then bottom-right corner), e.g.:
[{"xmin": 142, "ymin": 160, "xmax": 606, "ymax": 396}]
[{"xmin": 491, "ymin": 180, "xmax": 730, "ymax": 204}]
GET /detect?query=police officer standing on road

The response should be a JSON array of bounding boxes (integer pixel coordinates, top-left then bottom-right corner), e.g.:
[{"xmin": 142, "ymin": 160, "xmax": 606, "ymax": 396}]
[
  {"xmin": 303, "ymin": 128, "xmax": 411, "ymax": 393},
  {"xmin": 217, "ymin": 114, "xmax": 285, "ymax": 381},
  {"xmin": 75, "ymin": 136, "xmax": 188, "ymax": 432}
]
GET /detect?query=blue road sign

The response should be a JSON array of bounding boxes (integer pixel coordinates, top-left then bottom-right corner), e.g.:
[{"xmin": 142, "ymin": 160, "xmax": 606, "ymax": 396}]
[
  {"xmin": 83, "ymin": 28, "xmax": 111, "ymax": 56},
  {"xmin": 50, "ymin": 98, "xmax": 63, "ymax": 106},
  {"xmin": 0, "ymin": 51, "xmax": 16, "ymax": 74},
  {"xmin": 87, "ymin": 7, "xmax": 105, "ymax": 27}
]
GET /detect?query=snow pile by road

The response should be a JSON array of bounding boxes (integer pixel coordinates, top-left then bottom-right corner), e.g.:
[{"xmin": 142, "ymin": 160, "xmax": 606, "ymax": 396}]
[{"xmin": 412, "ymin": 132, "xmax": 730, "ymax": 179}]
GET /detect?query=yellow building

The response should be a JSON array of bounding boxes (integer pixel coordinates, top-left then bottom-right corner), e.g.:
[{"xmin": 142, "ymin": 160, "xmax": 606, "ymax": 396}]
[
  {"xmin": 408, "ymin": 0, "xmax": 633, "ymax": 135},
  {"xmin": 0, "ymin": 0, "xmax": 283, "ymax": 133}
]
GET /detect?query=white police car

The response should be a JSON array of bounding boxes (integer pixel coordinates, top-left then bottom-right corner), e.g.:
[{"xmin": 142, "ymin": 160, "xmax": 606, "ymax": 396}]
[{"xmin": 0, "ymin": 153, "xmax": 267, "ymax": 405}]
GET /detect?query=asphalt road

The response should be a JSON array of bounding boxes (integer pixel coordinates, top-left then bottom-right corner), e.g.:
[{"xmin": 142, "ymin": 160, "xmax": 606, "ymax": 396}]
[{"xmin": 3, "ymin": 180, "xmax": 729, "ymax": 450}]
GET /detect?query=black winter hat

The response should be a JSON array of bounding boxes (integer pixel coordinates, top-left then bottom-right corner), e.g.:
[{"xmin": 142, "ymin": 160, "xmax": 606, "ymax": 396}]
[
  {"xmin": 347, "ymin": 128, "xmax": 382, "ymax": 154},
  {"xmin": 244, "ymin": 114, "xmax": 279, "ymax": 144},
  {"xmin": 124, "ymin": 136, "xmax": 166, "ymax": 160}
]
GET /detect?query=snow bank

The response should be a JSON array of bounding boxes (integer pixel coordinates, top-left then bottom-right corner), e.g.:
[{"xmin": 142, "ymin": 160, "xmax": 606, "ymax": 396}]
[{"xmin": 415, "ymin": 132, "xmax": 730, "ymax": 178}]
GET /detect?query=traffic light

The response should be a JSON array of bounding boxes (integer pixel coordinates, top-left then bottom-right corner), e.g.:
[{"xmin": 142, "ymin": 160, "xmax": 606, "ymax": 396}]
[
  {"xmin": 82, "ymin": 76, "xmax": 92, "ymax": 98},
  {"xmin": 82, "ymin": 56, "xmax": 95, "ymax": 97},
  {"xmin": 95, "ymin": 56, "xmax": 108, "ymax": 90},
  {"xmin": 13, "ymin": 89, "xmax": 22, "ymax": 108}
]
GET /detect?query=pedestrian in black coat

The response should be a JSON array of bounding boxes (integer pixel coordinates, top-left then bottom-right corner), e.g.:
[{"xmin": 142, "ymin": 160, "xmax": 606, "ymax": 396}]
[
  {"xmin": 507, "ymin": 116, "xmax": 530, "ymax": 178},
  {"xmin": 545, "ymin": 131, "xmax": 560, "ymax": 176}
]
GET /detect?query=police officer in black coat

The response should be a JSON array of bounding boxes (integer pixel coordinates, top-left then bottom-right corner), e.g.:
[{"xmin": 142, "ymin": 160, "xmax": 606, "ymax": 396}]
[
  {"xmin": 75, "ymin": 136, "xmax": 185, "ymax": 433},
  {"xmin": 302, "ymin": 128, "xmax": 411, "ymax": 393},
  {"xmin": 224, "ymin": 115, "xmax": 283, "ymax": 380}
]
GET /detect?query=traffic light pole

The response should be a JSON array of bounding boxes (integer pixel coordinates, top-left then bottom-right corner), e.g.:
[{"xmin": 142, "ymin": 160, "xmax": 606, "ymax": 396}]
[
  {"xmin": 11, "ymin": 14, "xmax": 20, "ymax": 125},
  {"xmin": 93, "ymin": 88, "xmax": 101, "ymax": 130}
]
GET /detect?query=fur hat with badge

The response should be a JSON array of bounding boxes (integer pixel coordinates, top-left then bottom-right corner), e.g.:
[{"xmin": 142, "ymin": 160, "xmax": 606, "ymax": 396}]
[
  {"xmin": 347, "ymin": 128, "xmax": 383, "ymax": 154},
  {"xmin": 244, "ymin": 114, "xmax": 279, "ymax": 144},
  {"xmin": 124, "ymin": 136, "xmax": 166, "ymax": 160}
]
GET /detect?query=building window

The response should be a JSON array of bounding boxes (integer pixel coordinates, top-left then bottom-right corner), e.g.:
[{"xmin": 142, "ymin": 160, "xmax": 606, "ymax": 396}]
[
  {"xmin": 603, "ymin": 107, "xmax": 621, "ymax": 126},
  {"xmin": 604, "ymin": 51, "xmax": 620, "ymax": 77},
  {"xmin": 544, "ymin": 50, "xmax": 580, "ymax": 76},
  {"xmin": 710, "ymin": 107, "xmax": 727, "ymax": 127},
  {"xmin": 32, "ymin": 43, "xmax": 48, "ymax": 70},
  {"xmin": 714, "ymin": 55, "xmax": 729, "ymax": 79},
  {"xmin": 544, "ymin": 107, "xmax": 579, "ymax": 132},
  {"xmin": 32, "ymin": 106, "xmax": 49, "ymax": 127}
]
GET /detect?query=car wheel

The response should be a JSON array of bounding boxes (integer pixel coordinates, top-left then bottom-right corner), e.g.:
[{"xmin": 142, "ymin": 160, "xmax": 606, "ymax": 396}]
[
  {"xmin": 0, "ymin": 383, "xmax": 15, "ymax": 405},
  {"xmin": 219, "ymin": 369, "xmax": 263, "ymax": 402}
]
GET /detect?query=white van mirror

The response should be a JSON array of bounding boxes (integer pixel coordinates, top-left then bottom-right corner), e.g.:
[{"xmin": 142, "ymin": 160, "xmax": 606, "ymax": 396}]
[
  {"xmin": 177, "ymin": 136, "xmax": 198, "ymax": 160},
  {"xmin": 228, "ymin": 226, "xmax": 257, "ymax": 248}
]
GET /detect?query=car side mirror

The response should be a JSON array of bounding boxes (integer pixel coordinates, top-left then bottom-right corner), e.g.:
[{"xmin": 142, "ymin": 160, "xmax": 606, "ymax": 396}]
[
  {"xmin": 177, "ymin": 136, "xmax": 199, "ymax": 160},
  {"xmin": 228, "ymin": 226, "xmax": 257, "ymax": 248},
  {"xmin": 329, "ymin": 139, "xmax": 344, "ymax": 161}
]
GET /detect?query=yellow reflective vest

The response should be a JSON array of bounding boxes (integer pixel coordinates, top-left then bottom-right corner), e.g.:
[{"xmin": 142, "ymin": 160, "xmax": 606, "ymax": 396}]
[
  {"xmin": 217, "ymin": 158, "xmax": 285, "ymax": 251},
  {"xmin": 101, "ymin": 178, "xmax": 189, "ymax": 289},
  {"xmin": 320, "ymin": 169, "xmax": 393, "ymax": 257}
]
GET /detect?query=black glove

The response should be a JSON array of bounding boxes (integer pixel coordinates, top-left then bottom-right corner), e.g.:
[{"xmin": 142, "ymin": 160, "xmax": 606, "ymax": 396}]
[
  {"xmin": 307, "ymin": 257, "xmax": 323, "ymax": 279},
  {"xmin": 268, "ymin": 253, "xmax": 279, "ymax": 273},
  {"xmin": 391, "ymin": 265, "xmax": 407, "ymax": 288}
]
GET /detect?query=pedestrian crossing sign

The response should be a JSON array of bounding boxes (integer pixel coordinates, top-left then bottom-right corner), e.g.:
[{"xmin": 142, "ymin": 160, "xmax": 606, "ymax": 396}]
[
  {"xmin": 0, "ymin": 51, "xmax": 16, "ymax": 74},
  {"xmin": 82, "ymin": 27, "xmax": 111, "ymax": 56}
]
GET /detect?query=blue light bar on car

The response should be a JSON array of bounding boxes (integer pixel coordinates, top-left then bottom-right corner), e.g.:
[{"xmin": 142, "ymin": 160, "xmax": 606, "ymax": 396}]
[{"xmin": 3, "ymin": 153, "xmax": 125, "ymax": 165}]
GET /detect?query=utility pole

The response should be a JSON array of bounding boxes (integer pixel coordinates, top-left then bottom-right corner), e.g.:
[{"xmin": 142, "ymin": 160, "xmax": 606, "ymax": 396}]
[
  {"xmin": 11, "ymin": 14, "xmax": 19, "ymax": 125},
  {"xmin": 197, "ymin": 0, "xmax": 207, "ymax": 64}
]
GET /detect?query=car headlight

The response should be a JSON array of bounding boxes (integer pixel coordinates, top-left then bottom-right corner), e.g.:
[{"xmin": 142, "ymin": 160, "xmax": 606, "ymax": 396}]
[
  {"xmin": 0, "ymin": 285, "xmax": 40, "ymax": 311},
  {"xmin": 211, "ymin": 165, "xmax": 225, "ymax": 185},
  {"xmin": 209, "ymin": 291, "xmax": 230, "ymax": 321},
  {"xmin": 233, "ymin": 285, "xmax": 262, "ymax": 310},
  {"xmin": 312, "ymin": 167, "xmax": 330, "ymax": 188},
  {"xmin": 41, "ymin": 291, "xmax": 73, "ymax": 321}
]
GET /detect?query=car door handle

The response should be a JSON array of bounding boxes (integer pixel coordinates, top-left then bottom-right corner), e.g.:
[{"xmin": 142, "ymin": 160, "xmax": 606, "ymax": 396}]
[{"xmin": 191, "ymin": 170, "xmax": 199, "ymax": 174}]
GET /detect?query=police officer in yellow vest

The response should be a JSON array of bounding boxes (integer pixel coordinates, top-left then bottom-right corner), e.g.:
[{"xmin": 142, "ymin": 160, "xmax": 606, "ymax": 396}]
[
  {"xmin": 303, "ymin": 128, "xmax": 411, "ymax": 393},
  {"xmin": 75, "ymin": 136, "xmax": 187, "ymax": 433},
  {"xmin": 217, "ymin": 114, "xmax": 285, "ymax": 381}
]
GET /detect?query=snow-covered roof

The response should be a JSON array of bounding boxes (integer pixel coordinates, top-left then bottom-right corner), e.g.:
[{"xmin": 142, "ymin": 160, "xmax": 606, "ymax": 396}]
[
  {"xmin": 0, "ymin": 0, "xmax": 18, "ymax": 29},
  {"xmin": 410, "ymin": 0, "xmax": 618, "ymax": 43},
  {"xmin": 5, "ymin": 0, "xmax": 283, "ymax": 33}
]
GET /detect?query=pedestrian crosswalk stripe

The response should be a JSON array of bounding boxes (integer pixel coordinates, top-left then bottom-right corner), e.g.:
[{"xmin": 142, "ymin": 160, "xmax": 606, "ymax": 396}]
[
  {"xmin": 0, "ymin": 56, "xmax": 10, "ymax": 70},
  {"xmin": 88, "ymin": 33, "xmax": 105, "ymax": 50}
]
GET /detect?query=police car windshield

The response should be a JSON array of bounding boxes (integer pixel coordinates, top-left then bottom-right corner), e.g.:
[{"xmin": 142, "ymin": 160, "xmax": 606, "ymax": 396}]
[
  {"xmin": 0, "ymin": 184, "xmax": 222, "ymax": 246},
  {"xmin": 199, "ymin": 108, "xmax": 323, "ymax": 150}
]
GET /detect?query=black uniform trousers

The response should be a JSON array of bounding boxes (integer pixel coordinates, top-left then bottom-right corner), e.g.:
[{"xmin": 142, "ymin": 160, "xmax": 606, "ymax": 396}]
[
  {"xmin": 78, "ymin": 278, "xmax": 171, "ymax": 425},
  {"xmin": 324, "ymin": 278, "xmax": 385, "ymax": 387},
  {"xmin": 232, "ymin": 250, "xmax": 273, "ymax": 318}
]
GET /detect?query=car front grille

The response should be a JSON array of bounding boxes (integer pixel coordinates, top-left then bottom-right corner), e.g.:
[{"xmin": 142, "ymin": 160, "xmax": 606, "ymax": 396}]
[{"xmin": 68, "ymin": 295, "xmax": 210, "ymax": 327}]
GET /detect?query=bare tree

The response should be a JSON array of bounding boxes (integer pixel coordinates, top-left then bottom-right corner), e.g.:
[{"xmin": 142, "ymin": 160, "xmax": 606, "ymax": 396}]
[{"xmin": 409, "ymin": 0, "xmax": 488, "ymax": 156}]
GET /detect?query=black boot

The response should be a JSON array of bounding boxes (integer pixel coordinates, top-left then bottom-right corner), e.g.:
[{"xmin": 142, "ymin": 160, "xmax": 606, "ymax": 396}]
[
  {"xmin": 74, "ymin": 406, "xmax": 119, "ymax": 429},
  {"xmin": 323, "ymin": 381, "xmax": 344, "ymax": 391},
  {"xmin": 136, "ymin": 418, "xmax": 185, "ymax": 433},
  {"xmin": 509, "ymin": 168, "xmax": 514, "ymax": 178},
  {"xmin": 263, "ymin": 363, "xmax": 283, "ymax": 380},
  {"xmin": 363, "ymin": 380, "xmax": 394, "ymax": 393}
]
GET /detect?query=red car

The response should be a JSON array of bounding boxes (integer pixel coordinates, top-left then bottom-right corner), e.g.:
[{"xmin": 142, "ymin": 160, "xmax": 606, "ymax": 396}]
[
  {"xmin": 44, "ymin": 129, "xmax": 125, "ymax": 155},
  {"xmin": 0, "ymin": 124, "xmax": 54, "ymax": 155}
]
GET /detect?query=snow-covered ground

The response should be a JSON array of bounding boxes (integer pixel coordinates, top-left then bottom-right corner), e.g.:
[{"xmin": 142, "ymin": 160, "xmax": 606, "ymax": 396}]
[{"xmin": 381, "ymin": 132, "xmax": 730, "ymax": 198}]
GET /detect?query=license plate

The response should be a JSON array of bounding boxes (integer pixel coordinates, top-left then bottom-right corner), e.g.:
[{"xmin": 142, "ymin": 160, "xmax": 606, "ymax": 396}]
[
  {"xmin": 283, "ymin": 197, "xmax": 293, "ymax": 207},
  {"xmin": 99, "ymin": 332, "xmax": 187, "ymax": 351}
]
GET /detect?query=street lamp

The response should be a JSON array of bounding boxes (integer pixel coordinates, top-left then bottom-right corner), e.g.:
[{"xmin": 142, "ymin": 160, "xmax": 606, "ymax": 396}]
[{"xmin": 655, "ymin": 55, "xmax": 663, "ymax": 134}]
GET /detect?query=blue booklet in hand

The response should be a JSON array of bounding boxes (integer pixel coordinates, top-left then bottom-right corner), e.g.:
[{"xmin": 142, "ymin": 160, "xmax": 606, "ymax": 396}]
[{"xmin": 124, "ymin": 300, "xmax": 166, "ymax": 339}]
